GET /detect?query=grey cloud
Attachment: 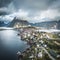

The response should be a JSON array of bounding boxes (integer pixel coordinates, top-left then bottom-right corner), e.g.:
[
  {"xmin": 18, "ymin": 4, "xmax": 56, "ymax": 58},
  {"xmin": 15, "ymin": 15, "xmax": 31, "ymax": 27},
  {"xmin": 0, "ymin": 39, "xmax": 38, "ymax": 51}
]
[
  {"xmin": 0, "ymin": 2, "xmax": 16, "ymax": 15},
  {"xmin": 0, "ymin": 7, "xmax": 8, "ymax": 15},
  {"xmin": 0, "ymin": 0, "xmax": 60, "ymax": 22},
  {"xmin": 49, "ymin": 0, "xmax": 60, "ymax": 9},
  {"xmin": 0, "ymin": 11, "xmax": 7, "ymax": 15},
  {"xmin": 0, "ymin": 0, "xmax": 12, "ymax": 7},
  {"xmin": 0, "ymin": 0, "xmax": 13, "ymax": 15},
  {"xmin": 13, "ymin": 0, "xmax": 53, "ymax": 11},
  {"xmin": 54, "ymin": 16, "xmax": 60, "ymax": 21},
  {"xmin": 0, "ymin": 0, "xmax": 59, "ymax": 15}
]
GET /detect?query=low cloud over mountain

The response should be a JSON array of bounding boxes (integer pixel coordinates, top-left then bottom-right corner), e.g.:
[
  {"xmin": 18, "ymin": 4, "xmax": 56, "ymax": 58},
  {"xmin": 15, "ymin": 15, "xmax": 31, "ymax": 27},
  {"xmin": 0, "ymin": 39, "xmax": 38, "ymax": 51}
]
[{"xmin": 0, "ymin": 0, "xmax": 60, "ymax": 23}]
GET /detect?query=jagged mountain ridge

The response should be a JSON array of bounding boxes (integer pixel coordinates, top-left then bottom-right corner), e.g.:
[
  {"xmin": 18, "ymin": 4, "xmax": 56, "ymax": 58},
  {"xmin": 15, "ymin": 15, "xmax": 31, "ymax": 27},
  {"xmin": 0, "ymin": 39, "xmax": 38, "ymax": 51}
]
[
  {"xmin": 8, "ymin": 17, "xmax": 29, "ymax": 27},
  {"xmin": 0, "ymin": 16, "xmax": 60, "ymax": 29},
  {"xmin": 9, "ymin": 17, "xmax": 60, "ymax": 29},
  {"xmin": 31, "ymin": 20, "xmax": 60, "ymax": 29}
]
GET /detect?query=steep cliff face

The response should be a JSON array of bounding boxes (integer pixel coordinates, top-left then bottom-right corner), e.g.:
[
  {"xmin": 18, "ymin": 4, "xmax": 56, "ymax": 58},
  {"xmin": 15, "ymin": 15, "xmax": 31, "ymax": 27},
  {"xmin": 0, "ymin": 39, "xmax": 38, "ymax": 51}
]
[{"xmin": 8, "ymin": 17, "xmax": 29, "ymax": 27}]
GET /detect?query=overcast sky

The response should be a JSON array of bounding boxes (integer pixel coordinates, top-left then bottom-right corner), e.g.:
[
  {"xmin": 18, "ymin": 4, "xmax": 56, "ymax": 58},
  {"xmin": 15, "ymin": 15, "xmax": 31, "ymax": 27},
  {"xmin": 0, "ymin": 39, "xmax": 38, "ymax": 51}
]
[{"xmin": 0, "ymin": 0, "xmax": 60, "ymax": 23}]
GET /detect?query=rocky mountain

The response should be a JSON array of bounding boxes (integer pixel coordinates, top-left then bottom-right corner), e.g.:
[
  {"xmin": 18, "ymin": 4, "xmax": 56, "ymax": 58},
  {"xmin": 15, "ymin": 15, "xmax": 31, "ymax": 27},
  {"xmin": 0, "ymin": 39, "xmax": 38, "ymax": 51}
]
[
  {"xmin": 0, "ymin": 21, "xmax": 4, "ymax": 27},
  {"xmin": 31, "ymin": 20, "xmax": 60, "ymax": 29},
  {"xmin": 8, "ymin": 17, "xmax": 30, "ymax": 27},
  {"xmin": 8, "ymin": 17, "xmax": 60, "ymax": 29},
  {"xmin": 0, "ymin": 21, "xmax": 8, "ymax": 27}
]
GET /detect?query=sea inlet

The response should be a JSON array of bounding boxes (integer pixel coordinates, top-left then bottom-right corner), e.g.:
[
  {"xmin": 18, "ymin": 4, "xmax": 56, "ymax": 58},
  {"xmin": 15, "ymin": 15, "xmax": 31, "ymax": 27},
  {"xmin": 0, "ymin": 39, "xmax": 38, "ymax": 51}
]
[{"xmin": 0, "ymin": 29, "xmax": 29, "ymax": 60}]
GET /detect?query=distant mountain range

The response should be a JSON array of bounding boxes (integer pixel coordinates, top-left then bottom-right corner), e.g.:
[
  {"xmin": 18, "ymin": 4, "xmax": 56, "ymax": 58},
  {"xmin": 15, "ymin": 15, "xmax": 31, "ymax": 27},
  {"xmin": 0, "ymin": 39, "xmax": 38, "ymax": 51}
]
[
  {"xmin": 0, "ymin": 21, "xmax": 7, "ymax": 27},
  {"xmin": 0, "ymin": 20, "xmax": 10, "ymax": 27},
  {"xmin": 31, "ymin": 20, "xmax": 60, "ymax": 29},
  {"xmin": 8, "ymin": 17, "xmax": 60, "ymax": 29},
  {"xmin": 0, "ymin": 17, "xmax": 60, "ymax": 29}
]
